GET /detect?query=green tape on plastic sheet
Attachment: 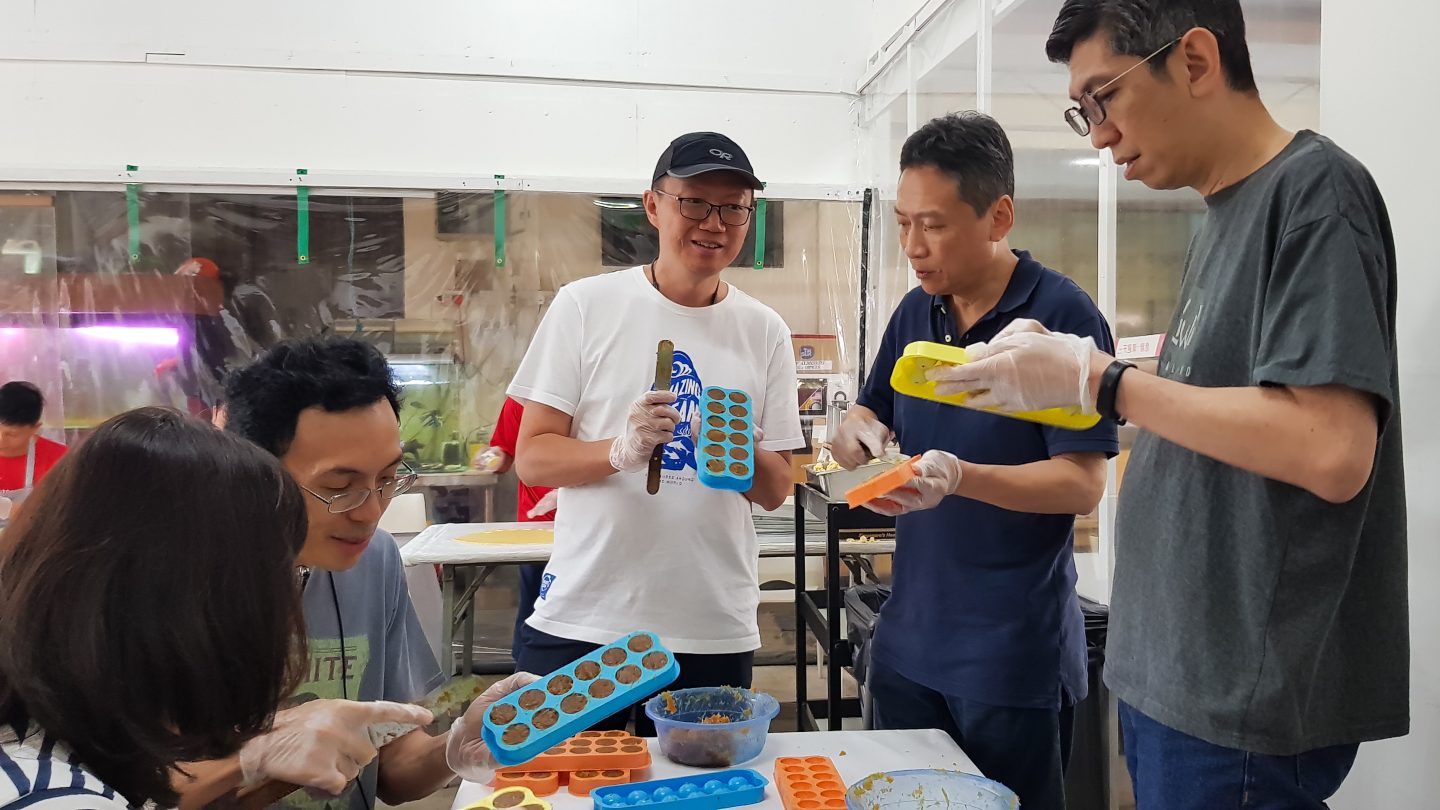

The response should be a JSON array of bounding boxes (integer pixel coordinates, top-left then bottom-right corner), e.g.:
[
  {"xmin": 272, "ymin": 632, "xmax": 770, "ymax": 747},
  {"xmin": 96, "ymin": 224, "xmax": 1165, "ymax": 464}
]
[
  {"xmin": 493, "ymin": 175, "xmax": 507, "ymax": 268},
  {"xmin": 125, "ymin": 165, "xmax": 140, "ymax": 262},
  {"xmin": 296, "ymin": 169, "xmax": 310, "ymax": 265},
  {"xmin": 752, "ymin": 197, "xmax": 767, "ymax": 270}
]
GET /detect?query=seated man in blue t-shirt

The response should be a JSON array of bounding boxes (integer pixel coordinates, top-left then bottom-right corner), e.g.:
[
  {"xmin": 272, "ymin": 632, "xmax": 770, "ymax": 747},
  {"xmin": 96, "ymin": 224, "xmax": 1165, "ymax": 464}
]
[{"xmin": 831, "ymin": 112, "xmax": 1118, "ymax": 810}]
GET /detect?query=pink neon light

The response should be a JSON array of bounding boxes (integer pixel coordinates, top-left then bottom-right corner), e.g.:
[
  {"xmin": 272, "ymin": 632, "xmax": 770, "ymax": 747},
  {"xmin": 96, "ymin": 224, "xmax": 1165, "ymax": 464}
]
[{"xmin": 74, "ymin": 326, "xmax": 180, "ymax": 347}]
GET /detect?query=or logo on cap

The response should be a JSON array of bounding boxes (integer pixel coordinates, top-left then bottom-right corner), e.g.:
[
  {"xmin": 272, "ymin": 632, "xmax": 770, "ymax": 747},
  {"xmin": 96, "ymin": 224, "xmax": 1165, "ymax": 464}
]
[{"xmin": 709, "ymin": 148, "xmax": 734, "ymax": 161}]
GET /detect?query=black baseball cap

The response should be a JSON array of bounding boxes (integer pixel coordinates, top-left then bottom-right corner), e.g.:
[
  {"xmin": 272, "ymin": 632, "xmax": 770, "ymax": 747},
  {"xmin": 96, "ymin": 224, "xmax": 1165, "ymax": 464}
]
[{"xmin": 651, "ymin": 132, "xmax": 763, "ymax": 190}]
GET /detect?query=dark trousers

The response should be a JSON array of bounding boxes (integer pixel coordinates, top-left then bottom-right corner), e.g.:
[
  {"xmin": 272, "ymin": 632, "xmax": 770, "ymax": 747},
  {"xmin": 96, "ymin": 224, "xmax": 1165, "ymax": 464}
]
[
  {"xmin": 868, "ymin": 656, "xmax": 1074, "ymax": 810},
  {"xmin": 511, "ymin": 563, "xmax": 546, "ymax": 661},
  {"xmin": 1120, "ymin": 702, "xmax": 1359, "ymax": 810},
  {"xmin": 516, "ymin": 624, "xmax": 754, "ymax": 737}
]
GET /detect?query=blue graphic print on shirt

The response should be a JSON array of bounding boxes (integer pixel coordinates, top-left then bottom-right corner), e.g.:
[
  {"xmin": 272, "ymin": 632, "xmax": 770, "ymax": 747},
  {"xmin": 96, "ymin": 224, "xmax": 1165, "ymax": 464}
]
[{"xmin": 661, "ymin": 349, "xmax": 702, "ymax": 473}]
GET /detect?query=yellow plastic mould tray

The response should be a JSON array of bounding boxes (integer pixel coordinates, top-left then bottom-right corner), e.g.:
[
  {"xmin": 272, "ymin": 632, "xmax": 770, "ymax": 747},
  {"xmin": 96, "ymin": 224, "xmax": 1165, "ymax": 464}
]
[{"xmin": 890, "ymin": 341, "xmax": 1101, "ymax": 430}]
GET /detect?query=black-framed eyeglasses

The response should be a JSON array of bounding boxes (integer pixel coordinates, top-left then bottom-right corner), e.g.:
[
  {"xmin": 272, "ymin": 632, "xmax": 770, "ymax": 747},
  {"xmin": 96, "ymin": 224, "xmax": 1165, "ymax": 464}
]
[
  {"xmin": 651, "ymin": 189, "xmax": 754, "ymax": 227},
  {"xmin": 300, "ymin": 463, "xmax": 419, "ymax": 514},
  {"xmin": 1064, "ymin": 38, "xmax": 1182, "ymax": 136}
]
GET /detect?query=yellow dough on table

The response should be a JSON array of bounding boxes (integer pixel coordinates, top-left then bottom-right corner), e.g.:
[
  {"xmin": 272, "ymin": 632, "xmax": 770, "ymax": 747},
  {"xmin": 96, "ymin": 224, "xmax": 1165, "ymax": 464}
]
[{"xmin": 452, "ymin": 529, "xmax": 555, "ymax": 546}]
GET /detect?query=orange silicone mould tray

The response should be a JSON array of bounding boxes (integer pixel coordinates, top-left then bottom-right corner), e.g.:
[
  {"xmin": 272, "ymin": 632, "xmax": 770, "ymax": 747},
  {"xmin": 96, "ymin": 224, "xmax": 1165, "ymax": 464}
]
[
  {"xmin": 568, "ymin": 768, "xmax": 634, "ymax": 797},
  {"xmin": 492, "ymin": 771, "xmax": 560, "ymax": 797},
  {"xmin": 775, "ymin": 757, "xmax": 847, "ymax": 810},
  {"xmin": 501, "ymin": 730, "xmax": 651, "ymax": 774},
  {"xmin": 844, "ymin": 457, "xmax": 920, "ymax": 508}
]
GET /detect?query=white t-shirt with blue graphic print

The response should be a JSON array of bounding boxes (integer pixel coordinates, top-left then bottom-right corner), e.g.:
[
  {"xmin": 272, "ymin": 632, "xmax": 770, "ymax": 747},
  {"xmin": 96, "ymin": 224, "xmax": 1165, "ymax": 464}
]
[{"xmin": 509, "ymin": 266, "xmax": 803, "ymax": 654}]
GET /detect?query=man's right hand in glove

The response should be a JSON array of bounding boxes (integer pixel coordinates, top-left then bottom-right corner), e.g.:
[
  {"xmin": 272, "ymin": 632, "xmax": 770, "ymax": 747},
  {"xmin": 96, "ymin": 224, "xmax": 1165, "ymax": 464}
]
[
  {"xmin": 238, "ymin": 699, "xmax": 433, "ymax": 795},
  {"xmin": 608, "ymin": 390, "xmax": 681, "ymax": 472},
  {"xmin": 830, "ymin": 408, "xmax": 893, "ymax": 470}
]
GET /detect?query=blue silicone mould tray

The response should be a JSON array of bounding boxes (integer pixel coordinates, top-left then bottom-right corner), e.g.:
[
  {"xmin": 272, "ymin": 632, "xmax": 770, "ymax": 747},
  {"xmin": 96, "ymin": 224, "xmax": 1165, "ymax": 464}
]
[
  {"xmin": 482, "ymin": 631, "xmax": 680, "ymax": 767},
  {"xmin": 592, "ymin": 769, "xmax": 768, "ymax": 810},
  {"xmin": 697, "ymin": 387, "xmax": 754, "ymax": 492}
]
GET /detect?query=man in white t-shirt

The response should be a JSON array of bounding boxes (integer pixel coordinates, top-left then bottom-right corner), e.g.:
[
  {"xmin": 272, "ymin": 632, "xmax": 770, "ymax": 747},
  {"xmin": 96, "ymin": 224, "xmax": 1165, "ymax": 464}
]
[{"xmin": 508, "ymin": 131, "xmax": 804, "ymax": 734}]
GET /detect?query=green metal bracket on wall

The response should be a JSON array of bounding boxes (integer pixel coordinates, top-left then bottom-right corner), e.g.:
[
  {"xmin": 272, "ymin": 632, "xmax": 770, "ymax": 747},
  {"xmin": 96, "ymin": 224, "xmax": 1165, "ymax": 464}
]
[
  {"xmin": 494, "ymin": 175, "xmax": 507, "ymax": 269},
  {"xmin": 296, "ymin": 169, "xmax": 310, "ymax": 265},
  {"xmin": 752, "ymin": 197, "xmax": 768, "ymax": 269},
  {"xmin": 125, "ymin": 165, "xmax": 141, "ymax": 263}
]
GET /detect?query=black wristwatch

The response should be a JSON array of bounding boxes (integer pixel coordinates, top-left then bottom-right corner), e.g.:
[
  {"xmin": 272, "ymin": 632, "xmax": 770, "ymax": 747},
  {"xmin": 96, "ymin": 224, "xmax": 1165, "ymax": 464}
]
[{"xmin": 1096, "ymin": 359, "xmax": 1135, "ymax": 424}]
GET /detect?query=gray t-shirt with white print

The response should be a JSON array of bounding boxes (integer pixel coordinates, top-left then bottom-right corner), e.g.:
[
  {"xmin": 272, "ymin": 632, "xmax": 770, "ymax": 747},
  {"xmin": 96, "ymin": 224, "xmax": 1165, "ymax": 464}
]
[
  {"xmin": 272, "ymin": 530, "xmax": 445, "ymax": 810},
  {"xmin": 1106, "ymin": 131, "xmax": 1408, "ymax": 755}
]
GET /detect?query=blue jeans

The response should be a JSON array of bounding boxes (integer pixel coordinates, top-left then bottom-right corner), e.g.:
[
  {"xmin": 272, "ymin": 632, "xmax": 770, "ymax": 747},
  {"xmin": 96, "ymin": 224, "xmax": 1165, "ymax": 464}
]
[
  {"xmin": 511, "ymin": 563, "xmax": 546, "ymax": 661},
  {"xmin": 868, "ymin": 656, "xmax": 1073, "ymax": 810},
  {"xmin": 1120, "ymin": 702, "xmax": 1359, "ymax": 810}
]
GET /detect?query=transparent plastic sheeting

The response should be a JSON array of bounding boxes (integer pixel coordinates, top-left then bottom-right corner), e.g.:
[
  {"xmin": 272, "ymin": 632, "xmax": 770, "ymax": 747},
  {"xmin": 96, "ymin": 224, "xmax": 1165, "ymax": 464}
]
[{"xmin": 0, "ymin": 188, "xmax": 863, "ymax": 659}]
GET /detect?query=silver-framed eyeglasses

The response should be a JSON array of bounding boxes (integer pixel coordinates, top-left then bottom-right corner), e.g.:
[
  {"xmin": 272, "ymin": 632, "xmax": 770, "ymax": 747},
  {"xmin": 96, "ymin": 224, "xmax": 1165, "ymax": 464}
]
[
  {"xmin": 650, "ymin": 188, "xmax": 754, "ymax": 226},
  {"xmin": 1064, "ymin": 38, "xmax": 1182, "ymax": 136},
  {"xmin": 300, "ymin": 463, "xmax": 419, "ymax": 514}
]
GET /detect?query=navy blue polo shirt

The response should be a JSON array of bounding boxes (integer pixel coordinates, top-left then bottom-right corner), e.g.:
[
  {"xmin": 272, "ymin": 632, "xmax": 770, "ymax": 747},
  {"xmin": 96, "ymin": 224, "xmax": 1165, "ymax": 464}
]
[{"xmin": 858, "ymin": 250, "xmax": 1118, "ymax": 710}]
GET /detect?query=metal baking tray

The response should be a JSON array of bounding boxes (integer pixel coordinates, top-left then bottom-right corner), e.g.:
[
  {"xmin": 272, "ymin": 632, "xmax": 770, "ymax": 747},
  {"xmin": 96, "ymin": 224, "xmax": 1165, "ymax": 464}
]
[{"xmin": 804, "ymin": 457, "xmax": 904, "ymax": 501}]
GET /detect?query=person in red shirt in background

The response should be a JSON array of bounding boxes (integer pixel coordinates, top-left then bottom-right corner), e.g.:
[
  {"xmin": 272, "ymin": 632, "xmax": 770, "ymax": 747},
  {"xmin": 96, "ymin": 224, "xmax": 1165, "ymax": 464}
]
[
  {"xmin": 474, "ymin": 396, "xmax": 557, "ymax": 660},
  {"xmin": 0, "ymin": 382, "xmax": 68, "ymax": 523}
]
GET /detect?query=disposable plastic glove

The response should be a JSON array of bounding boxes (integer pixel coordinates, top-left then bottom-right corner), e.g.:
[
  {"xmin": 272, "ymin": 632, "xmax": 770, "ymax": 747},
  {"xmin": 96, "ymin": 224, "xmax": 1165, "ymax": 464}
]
[
  {"xmin": 608, "ymin": 391, "xmax": 681, "ymax": 472},
  {"xmin": 959, "ymin": 317, "xmax": 1051, "ymax": 366},
  {"xmin": 830, "ymin": 413, "xmax": 893, "ymax": 470},
  {"xmin": 526, "ymin": 490, "xmax": 558, "ymax": 519},
  {"xmin": 238, "ymin": 700, "xmax": 433, "ymax": 795},
  {"xmin": 862, "ymin": 450, "xmax": 963, "ymax": 517},
  {"xmin": 474, "ymin": 447, "xmax": 509, "ymax": 473},
  {"xmin": 927, "ymin": 330, "xmax": 1097, "ymax": 414},
  {"xmin": 446, "ymin": 672, "xmax": 542, "ymax": 783},
  {"xmin": 974, "ymin": 317, "xmax": 1052, "ymax": 352}
]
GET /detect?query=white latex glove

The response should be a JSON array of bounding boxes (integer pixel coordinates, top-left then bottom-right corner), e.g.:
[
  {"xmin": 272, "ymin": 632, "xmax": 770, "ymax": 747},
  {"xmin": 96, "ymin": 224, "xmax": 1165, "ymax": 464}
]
[
  {"xmin": 446, "ymin": 672, "xmax": 542, "ymax": 783},
  {"xmin": 988, "ymin": 317, "xmax": 1051, "ymax": 343},
  {"xmin": 238, "ymin": 700, "xmax": 433, "ymax": 795},
  {"xmin": 927, "ymin": 331, "xmax": 1098, "ymax": 414},
  {"xmin": 962, "ymin": 318, "xmax": 1051, "ymax": 363},
  {"xmin": 526, "ymin": 489, "xmax": 559, "ymax": 519},
  {"xmin": 608, "ymin": 391, "xmax": 681, "ymax": 472},
  {"xmin": 830, "ymin": 413, "xmax": 892, "ymax": 470},
  {"xmin": 862, "ymin": 450, "xmax": 964, "ymax": 517},
  {"xmin": 474, "ymin": 446, "xmax": 509, "ymax": 473}
]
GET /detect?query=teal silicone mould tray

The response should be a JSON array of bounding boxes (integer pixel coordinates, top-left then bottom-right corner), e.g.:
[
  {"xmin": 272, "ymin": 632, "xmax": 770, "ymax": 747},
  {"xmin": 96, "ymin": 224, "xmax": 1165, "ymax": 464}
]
[
  {"xmin": 696, "ymin": 387, "xmax": 754, "ymax": 492},
  {"xmin": 481, "ymin": 631, "xmax": 680, "ymax": 766}
]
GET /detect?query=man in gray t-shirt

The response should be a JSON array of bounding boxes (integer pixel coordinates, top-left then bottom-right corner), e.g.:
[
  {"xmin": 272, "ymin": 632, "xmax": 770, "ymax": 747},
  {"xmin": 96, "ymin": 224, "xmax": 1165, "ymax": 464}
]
[
  {"xmin": 929, "ymin": 2, "xmax": 1406, "ymax": 808},
  {"xmin": 278, "ymin": 532, "xmax": 445, "ymax": 810},
  {"xmin": 176, "ymin": 338, "xmax": 535, "ymax": 809}
]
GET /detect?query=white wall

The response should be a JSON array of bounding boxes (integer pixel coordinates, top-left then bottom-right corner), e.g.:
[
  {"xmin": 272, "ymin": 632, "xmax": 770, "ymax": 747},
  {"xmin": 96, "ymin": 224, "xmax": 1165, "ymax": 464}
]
[
  {"xmin": 0, "ymin": 0, "xmax": 865, "ymax": 186},
  {"xmin": 1323, "ymin": 0, "xmax": 1440, "ymax": 806},
  {"xmin": 860, "ymin": 0, "xmax": 940, "ymax": 56},
  {"xmin": 1, "ymin": 0, "xmax": 863, "ymax": 91}
]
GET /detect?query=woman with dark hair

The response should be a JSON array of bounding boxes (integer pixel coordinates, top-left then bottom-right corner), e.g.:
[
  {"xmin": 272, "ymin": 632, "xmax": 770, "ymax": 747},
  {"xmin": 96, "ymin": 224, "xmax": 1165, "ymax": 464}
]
[{"xmin": 0, "ymin": 408, "xmax": 312, "ymax": 808}]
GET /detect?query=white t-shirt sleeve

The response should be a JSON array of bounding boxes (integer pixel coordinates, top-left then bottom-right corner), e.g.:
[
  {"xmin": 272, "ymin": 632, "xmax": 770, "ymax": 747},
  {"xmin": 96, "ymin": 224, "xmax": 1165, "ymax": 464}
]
[
  {"xmin": 508, "ymin": 286, "xmax": 584, "ymax": 416},
  {"xmin": 757, "ymin": 323, "xmax": 804, "ymax": 452}
]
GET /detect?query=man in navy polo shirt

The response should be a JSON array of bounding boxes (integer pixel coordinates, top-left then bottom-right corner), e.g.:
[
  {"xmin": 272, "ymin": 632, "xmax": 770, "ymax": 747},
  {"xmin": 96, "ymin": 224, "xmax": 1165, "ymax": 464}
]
[{"xmin": 831, "ymin": 112, "xmax": 1117, "ymax": 810}]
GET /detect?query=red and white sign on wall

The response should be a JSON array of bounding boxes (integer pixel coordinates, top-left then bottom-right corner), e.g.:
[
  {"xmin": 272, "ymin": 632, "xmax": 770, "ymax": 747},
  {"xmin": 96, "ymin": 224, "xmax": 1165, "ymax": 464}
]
[{"xmin": 1115, "ymin": 333, "xmax": 1166, "ymax": 360}]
